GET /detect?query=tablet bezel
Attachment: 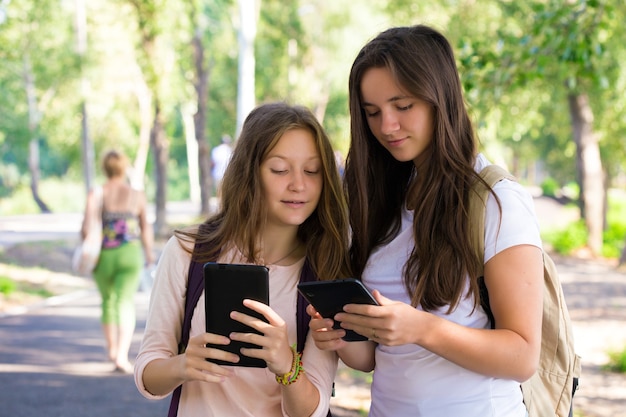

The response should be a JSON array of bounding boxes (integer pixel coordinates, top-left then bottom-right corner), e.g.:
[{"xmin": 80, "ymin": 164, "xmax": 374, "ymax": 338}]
[{"xmin": 203, "ymin": 262, "xmax": 269, "ymax": 368}]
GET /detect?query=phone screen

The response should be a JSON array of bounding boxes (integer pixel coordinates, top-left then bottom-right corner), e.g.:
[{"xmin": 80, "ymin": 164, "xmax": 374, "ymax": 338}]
[{"xmin": 298, "ymin": 278, "xmax": 378, "ymax": 341}]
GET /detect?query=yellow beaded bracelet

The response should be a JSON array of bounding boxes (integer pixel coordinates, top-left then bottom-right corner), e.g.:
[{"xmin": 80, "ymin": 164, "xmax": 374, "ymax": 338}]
[{"xmin": 275, "ymin": 345, "xmax": 304, "ymax": 386}]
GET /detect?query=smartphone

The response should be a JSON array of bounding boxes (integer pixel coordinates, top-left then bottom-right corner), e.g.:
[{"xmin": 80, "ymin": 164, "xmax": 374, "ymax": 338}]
[
  {"xmin": 297, "ymin": 278, "xmax": 379, "ymax": 342},
  {"xmin": 203, "ymin": 262, "xmax": 269, "ymax": 368}
]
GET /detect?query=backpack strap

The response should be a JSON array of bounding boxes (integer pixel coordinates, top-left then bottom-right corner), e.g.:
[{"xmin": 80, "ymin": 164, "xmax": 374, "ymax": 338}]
[
  {"xmin": 297, "ymin": 258, "xmax": 316, "ymax": 353},
  {"xmin": 469, "ymin": 164, "xmax": 515, "ymax": 329},
  {"xmin": 469, "ymin": 164, "xmax": 516, "ymax": 277},
  {"xmin": 167, "ymin": 251, "xmax": 212, "ymax": 417},
  {"xmin": 169, "ymin": 254, "xmax": 328, "ymax": 417}
]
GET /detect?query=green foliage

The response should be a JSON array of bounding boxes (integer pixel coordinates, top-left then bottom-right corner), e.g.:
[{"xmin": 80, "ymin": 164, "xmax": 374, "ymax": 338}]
[
  {"xmin": 166, "ymin": 158, "xmax": 191, "ymax": 202},
  {"xmin": 0, "ymin": 179, "xmax": 87, "ymax": 215},
  {"xmin": 257, "ymin": 0, "xmax": 305, "ymax": 102},
  {"xmin": 603, "ymin": 190, "xmax": 626, "ymax": 258},
  {"xmin": 544, "ymin": 190, "xmax": 626, "ymax": 258},
  {"xmin": 0, "ymin": 0, "xmax": 84, "ymax": 180},
  {"xmin": 562, "ymin": 182, "xmax": 580, "ymax": 201},
  {"xmin": 602, "ymin": 223, "xmax": 626, "ymax": 259},
  {"xmin": 550, "ymin": 220, "xmax": 588, "ymax": 255},
  {"xmin": 0, "ymin": 162, "xmax": 24, "ymax": 197},
  {"xmin": 1, "ymin": 0, "xmax": 625, "ymax": 229},
  {"xmin": 540, "ymin": 177, "xmax": 560, "ymax": 198},
  {"xmin": 0, "ymin": 276, "xmax": 16, "ymax": 296},
  {"xmin": 604, "ymin": 346, "xmax": 626, "ymax": 373},
  {"xmin": 607, "ymin": 189, "xmax": 626, "ymax": 225}
]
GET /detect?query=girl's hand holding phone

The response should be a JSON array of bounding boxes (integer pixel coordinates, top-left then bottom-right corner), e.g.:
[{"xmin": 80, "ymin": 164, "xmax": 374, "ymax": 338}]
[{"xmin": 306, "ymin": 304, "xmax": 349, "ymax": 351}]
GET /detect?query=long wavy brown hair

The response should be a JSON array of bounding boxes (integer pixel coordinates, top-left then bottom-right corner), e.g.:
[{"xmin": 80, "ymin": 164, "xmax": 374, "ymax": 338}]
[
  {"xmin": 345, "ymin": 25, "xmax": 497, "ymax": 311},
  {"xmin": 176, "ymin": 102, "xmax": 351, "ymax": 281}
]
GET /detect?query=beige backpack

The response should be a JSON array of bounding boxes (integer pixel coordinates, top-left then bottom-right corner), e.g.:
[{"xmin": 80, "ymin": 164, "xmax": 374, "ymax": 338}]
[{"xmin": 470, "ymin": 164, "xmax": 582, "ymax": 417}]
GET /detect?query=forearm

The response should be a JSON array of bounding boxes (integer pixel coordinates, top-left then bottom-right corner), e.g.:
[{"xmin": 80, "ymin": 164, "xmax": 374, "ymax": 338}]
[
  {"xmin": 142, "ymin": 356, "xmax": 186, "ymax": 396},
  {"xmin": 281, "ymin": 374, "xmax": 322, "ymax": 417},
  {"xmin": 141, "ymin": 234, "xmax": 154, "ymax": 264},
  {"xmin": 337, "ymin": 341, "xmax": 375, "ymax": 372},
  {"xmin": 140, "ymin": 223, "xmax": 154, "ymax": 264}
]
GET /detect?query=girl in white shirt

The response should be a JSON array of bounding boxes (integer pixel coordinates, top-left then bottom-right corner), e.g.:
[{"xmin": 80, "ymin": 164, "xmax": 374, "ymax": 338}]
[
  {"xmin": 308, "ymin": 25, "xmax": 543, "ymax": 417},
  {"xmin": 135, "ymin": 102, "xmax": 350, "ymax": 417}
]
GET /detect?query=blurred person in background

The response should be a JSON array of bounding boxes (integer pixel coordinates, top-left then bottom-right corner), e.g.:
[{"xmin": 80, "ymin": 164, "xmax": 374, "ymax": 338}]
[{"xmin": 82, "ymin": 150, "xmax": 155, "ymax": 373}]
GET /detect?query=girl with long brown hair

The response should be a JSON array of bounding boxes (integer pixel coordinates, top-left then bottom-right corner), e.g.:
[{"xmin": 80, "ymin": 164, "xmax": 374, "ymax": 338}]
[
  {"xmin": 308, "ymin": 25, "xmax": 544, "ymax": 417},
  {"xmin": 135, "ymin": 102, "xmax": 350, "ymax": 417}
]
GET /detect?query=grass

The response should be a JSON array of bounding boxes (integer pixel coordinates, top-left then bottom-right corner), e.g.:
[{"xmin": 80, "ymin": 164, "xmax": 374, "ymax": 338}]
[
  {"xmin": 0, "ymin": 179, "xmax": 87, "ymax": 215},
  {"xmin": 0, "ymin": 271, "xmax": 55, "ymax": 313},
  {"xmin": 0, "ymin": 241, "xmax": 92, "ymax": 313},
  {"xmin": 0, "ymin": 276, "xmax": 17, "ymax": 295},
  {"xmin": 542, "ymin": 188, "xmax": 626, "ymax": 259},
  {"xmin": 605, "ymin": 347, "xmax": 626, "ymax": 373}
]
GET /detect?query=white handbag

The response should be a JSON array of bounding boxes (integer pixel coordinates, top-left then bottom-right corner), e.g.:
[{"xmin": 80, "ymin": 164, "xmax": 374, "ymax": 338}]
[{"xmin": 72, "ymin": 187, "xmax": 103, "ymax": 275}]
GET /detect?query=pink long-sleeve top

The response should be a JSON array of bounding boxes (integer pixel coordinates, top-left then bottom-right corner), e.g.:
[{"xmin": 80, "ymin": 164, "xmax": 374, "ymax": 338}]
[{"xmin": 134, "ymin": 236, "xmax": 338, "ymax": 417}]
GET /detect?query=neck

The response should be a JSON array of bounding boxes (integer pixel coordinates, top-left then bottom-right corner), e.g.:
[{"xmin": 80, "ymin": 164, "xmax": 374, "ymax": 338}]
[
  {"xmin": 265, "ymin": 243, "xmax": 301, "ymax": 265},
  {"xmin": 259, "ymin": 227, "xmax": 302, "ymax": 266},
  {"xmin": 107, "ymin": 176, "xmax": 127, "ymax": 185}
]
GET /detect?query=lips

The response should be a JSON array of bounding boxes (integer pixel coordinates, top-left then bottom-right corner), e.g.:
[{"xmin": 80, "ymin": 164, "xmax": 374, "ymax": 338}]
[
  {"xmin": 282, "ymin": 200, "xmax": 306, "ymax": 207},
  {"xmin": 387, "ymin": 137, "xmax": 406, "ymax": 147}
]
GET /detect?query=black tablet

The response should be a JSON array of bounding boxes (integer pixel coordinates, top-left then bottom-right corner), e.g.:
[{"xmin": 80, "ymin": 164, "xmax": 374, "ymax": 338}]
[
  {"xmin": 297, "ymin": 278, "xmax": 379, "ymax": 342},
  {"xmin": 203, "ymin": 262, "xmax": 269, "ymax": 368}
]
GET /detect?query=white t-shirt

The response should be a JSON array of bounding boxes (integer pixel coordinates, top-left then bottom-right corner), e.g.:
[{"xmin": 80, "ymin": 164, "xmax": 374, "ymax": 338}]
[
  {"xmin": 363, "ymin": 155, "xmax": 542, "ymax": 417},
  {"xmin": 134, "ymin": 237, "xmax": 337, "ymax": 417}
]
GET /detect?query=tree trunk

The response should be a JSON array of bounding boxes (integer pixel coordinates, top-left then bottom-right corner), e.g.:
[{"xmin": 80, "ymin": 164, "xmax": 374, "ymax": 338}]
[
  {"xmin": 150, "ymin": 100, "xmax": 168, "ymax": 237},
  {"xmin": 192, "ymin": 30, "xmax": 213, "ymax": 216},
  {"xmin": 568, "ymin": 92, "xmax": 604, "ymax": 256},
  {"xmin": 131, "ymin": 78, "xmax": 153, "ymax": 190},
  {"xmin": 184, "ymin": 109, "xmax": 200, "ymax": 204},
  {"xmin": 74, "ymin": 0, "xmax": 95, "ymax": 193},
  {"xmin": 28, "ymin": 139, "xmax": 50, "ymax": 213},
  {"xmin": 23, "ymin": 55, "xmax": 50, "ymax": 213},
  {"xmin": 620, "ymin": 238, "xmax": 626, "ymax": 267},
  {"xmin": 236, "ymin": 0, "xmax": 259, "ymax": 137}
]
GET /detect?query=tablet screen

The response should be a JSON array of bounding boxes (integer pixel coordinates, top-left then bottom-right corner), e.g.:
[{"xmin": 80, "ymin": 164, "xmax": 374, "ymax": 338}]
[{"xmin": 204, "ymin": 262, "xmax": 269, "ymax": 367}]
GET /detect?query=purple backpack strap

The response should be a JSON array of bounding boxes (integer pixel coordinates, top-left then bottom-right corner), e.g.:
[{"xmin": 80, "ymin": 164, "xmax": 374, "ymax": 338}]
[
  {"xmin": 296, "ymin": 258, "xmax": 315, "ymax": 353},
  {"xmin": 167, "ymin": 258, "xmax": 205, "ymax": 417}
]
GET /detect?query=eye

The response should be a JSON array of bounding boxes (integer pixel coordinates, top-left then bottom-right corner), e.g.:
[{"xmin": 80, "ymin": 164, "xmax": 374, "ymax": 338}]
[
  {"xmin": 270, "ymin": 169, "xmax": 288, "ymax": 175},
  {"xmin": 304, "ymin": 169, "xmax": 320, "ymax": 175},
  {"xmin": 397, "ymin": 103, "xmax": 413, "ymax": 111},
  {"xmin": 363, "ymin": 106, "xmax": 380, "ymax": 117}
]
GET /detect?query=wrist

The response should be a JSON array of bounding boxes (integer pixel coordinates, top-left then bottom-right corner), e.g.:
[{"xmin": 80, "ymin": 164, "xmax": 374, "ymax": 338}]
[{"xmin": 275, "ymin": 345, "xmax": 304, "ymax": 386}]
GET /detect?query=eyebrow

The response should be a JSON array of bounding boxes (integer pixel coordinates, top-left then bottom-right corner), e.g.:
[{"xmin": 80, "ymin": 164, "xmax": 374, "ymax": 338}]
[
  {"xmin": 266, "ymin": 154, "xmax": 321, "ymax": 161},
  {"xmin": 362, "ymin": 95, "xmax": 410, "ymax": 107}
]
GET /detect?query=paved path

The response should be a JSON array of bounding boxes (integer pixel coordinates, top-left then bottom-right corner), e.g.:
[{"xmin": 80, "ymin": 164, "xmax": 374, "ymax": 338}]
[{"xmin": 0, "ymin": 290, "xmax": 170, "ymax": 417}]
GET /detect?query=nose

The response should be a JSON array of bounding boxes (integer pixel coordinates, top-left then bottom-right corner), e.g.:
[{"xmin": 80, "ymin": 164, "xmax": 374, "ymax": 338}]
[
  {"xmin": 380, "ymin": 111, "xmax": 399, "ymax": 136},
  {"xmin": 288, "ymin": 171, "xmax": 305, "ymax": 192}
]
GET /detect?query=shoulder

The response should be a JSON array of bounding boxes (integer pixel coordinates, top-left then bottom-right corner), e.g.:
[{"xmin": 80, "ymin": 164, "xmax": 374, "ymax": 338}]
[
  {"xmin": 473, "ymin": 154, "xmax": 532, "ymax": 204},
  {"xmin": 160, "ymin": 235, "xmax": 194, "ymax": 268}
]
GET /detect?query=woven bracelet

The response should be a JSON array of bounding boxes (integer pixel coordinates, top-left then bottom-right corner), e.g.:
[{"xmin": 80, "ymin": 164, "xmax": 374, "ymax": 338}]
[{"xmin": 275, "ymin": 345, "xmax": 304, "ymax": 386}]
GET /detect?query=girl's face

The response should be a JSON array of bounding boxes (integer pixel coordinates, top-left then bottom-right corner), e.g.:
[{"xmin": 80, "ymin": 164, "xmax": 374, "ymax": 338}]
[
  {"xmin": 260, "ymin": 128, "xmax": 323, "ymax": 230},
  {"xmin": 360, "ymin": 67, "xmax": 435, "ymax": 166}
]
